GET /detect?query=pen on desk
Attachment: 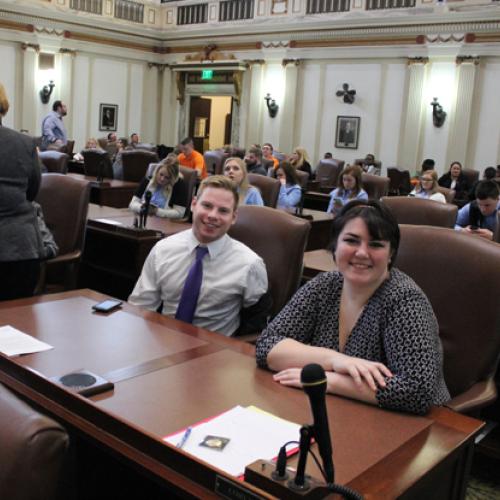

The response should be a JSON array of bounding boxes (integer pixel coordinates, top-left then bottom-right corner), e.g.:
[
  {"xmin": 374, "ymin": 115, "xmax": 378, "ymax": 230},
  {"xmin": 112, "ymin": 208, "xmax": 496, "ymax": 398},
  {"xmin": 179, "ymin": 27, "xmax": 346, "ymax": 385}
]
[{"xmin": 176, "ymin": 427, "xmax": 192, "ymax": 449}]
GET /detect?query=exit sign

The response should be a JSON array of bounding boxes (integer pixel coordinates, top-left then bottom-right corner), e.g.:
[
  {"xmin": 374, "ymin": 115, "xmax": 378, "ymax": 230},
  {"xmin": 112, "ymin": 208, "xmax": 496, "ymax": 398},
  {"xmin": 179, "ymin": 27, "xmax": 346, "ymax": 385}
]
[{"xmin": 201, "ymin": 69, "xmax": 213, "ymax": 80}]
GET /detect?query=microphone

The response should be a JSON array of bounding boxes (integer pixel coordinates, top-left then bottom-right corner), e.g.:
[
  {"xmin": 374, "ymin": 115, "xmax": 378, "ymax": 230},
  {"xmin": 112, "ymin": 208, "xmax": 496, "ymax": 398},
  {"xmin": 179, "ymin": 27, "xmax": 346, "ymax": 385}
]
[
  {"xmin": 301, "ymin": 363, "xmax": 334, "ymax": 484},
  {"xmin": 142, "ymin": 191, "xmax": 152, "ymax": 228}
]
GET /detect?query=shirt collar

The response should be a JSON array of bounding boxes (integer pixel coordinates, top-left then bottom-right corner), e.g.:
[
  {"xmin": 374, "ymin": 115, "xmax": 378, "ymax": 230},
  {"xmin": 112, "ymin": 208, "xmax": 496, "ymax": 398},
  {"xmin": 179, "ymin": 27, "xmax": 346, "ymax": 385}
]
[{"xmin": 186, "ymin": 229, "xmax": 229, "ymax": 258}]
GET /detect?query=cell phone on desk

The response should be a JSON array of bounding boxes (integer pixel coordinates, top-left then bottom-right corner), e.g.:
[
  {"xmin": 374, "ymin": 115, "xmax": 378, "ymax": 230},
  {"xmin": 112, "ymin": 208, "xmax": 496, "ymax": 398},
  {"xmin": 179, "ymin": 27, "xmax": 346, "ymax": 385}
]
[
  {"xmin": 92, "ymin": 299, "xmax": 122, "ymax": 313},
  {"xmin": 470, "ymin": 225, "xmax": 479, "ymax": 231}
]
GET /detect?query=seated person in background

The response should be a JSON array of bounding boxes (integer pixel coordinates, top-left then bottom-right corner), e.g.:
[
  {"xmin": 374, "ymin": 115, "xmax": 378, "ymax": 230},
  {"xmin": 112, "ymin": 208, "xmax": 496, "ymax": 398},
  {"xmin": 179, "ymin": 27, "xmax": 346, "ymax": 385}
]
[
  {"xmin": 73, "ymin": 137, "xmax": 102, "ymax": 161},
  {"xmin": 178, "ymin": 137, "xmax": 208, "ymax": 179},
  {"xmin": 112, "ymin": 137, "xmax": 132, "ymax": 179},
  {"xmin": 410, "ymin": 170, "xmax": 446, "ymax": 203},
  {"xmin": 223, "ymin": 157, "xmax": 264, "ymax": 206},
  {"xmin": 289, "ymin": 147, "xmax": 312, "ymax": 177},
  {"xmin": 276, "ymin": 161, "xmax": 302, "ymax": 209},
  {"xmin": 324, "ymin": 152, "xmax": 333, "ymax": 159},
  {"xmin": 468, "ymin": 166, "xmax": 496, "ymax": 201},
  {"xmin": 262, "ymin": 142, "xmax": 279, "ymax": 170},
  {"xmin": 129, "ymin": 176, "xmax": 269, "ymax": 336},
  {"xmin": 244, "ymin": 146, "xmax": 267, "ymax": 176},
  {"xmin": 128, "ymin": 154, "xmax": 187, "ymax": 219},
  {"xmin": 455, "ymin": 180, "xmax": 500, "ymax": 240},
  {"xmin": 438, "ymin": 161, "xmax": 469, "ymax": 201},
  {"xmin": 327, "ymin": 164, "xmax": 368, "ymax": 215},
  {"xmin": 361, "ymin": 153, "xmax": 380, "ymax": 175},
  {"xmin": 256, "ymin": 200, "xmax": 450, "ymax": 415},
  {"xmin": 130, "ymin": 133, "xmax": 140, "ymax": 148},
  {"xmin": 105, "ymin": 132, "xmax": 118, "ymax": 157},
  {"xmin": 420, "ymin": 158, "xmax": 435, "ymax": 174}
]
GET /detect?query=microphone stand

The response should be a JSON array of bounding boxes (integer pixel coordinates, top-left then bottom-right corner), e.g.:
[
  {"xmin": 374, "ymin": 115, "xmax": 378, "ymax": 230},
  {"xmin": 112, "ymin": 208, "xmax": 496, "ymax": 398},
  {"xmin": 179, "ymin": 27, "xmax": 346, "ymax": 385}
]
[{"xmin": 288, "ymin": 425, "xmax": 313, "ymax": 491}]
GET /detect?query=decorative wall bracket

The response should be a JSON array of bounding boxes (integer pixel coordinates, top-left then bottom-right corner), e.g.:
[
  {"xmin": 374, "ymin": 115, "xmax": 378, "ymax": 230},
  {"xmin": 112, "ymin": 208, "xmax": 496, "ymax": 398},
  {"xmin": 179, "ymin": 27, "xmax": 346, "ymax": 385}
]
[
  {"xmin": 431, "ymin": 98, "xmax": 446, "ymax": 127},
  {"xmin": 264, "ymin": 93, "xmax": 279, "ymax": 118}
]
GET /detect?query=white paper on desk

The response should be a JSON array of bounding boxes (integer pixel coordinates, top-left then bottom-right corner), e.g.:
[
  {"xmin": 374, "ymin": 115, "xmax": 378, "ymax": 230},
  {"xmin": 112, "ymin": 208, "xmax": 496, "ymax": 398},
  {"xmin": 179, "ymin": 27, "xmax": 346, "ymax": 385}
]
[
  {"xmin": 96, "ymin": 218, "xmax": 125, "ymax": 226},
  {"xmin": 0, "ymin": 325, "xmax": 53, "ymax": 356},
  {"xmin": 163, "ymin": 405, "xmax": 301, "ymax": 478}
]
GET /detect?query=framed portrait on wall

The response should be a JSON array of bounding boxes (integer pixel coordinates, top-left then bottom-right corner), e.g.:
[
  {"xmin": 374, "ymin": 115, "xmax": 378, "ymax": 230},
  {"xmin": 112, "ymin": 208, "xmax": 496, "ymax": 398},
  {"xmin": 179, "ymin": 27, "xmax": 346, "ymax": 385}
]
[
  {"xmin": 99, "ymin": 104, "xmax": 118, "ymax": 132},
  {"xmin": 335, "ymin": 116, "xmax": 360, "ymax": 149}
]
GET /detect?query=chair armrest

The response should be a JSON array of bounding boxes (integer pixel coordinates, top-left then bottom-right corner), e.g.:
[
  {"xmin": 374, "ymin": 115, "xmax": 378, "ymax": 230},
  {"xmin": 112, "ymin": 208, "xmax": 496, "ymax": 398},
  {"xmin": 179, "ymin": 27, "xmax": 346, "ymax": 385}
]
[
  {"xmin": 445, "ymin": 378, "xmax": 497, "ymax": 414},
  {"xmin": 46, "ymin": 251, "xmax": 82, "ymax": 266}
]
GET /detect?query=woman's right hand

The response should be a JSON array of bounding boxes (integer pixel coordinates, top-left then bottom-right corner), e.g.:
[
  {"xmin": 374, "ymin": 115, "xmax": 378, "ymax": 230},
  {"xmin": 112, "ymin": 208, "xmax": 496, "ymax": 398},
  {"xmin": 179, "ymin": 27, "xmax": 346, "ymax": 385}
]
[{"xmin": 330, "ymin": 352, "xmax": 392, "ymax": 391}]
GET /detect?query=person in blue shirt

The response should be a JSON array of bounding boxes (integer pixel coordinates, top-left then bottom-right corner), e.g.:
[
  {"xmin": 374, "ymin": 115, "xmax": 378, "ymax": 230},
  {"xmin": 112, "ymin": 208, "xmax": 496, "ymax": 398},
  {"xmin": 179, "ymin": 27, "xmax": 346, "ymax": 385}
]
[
  {"xmin": 223, "ymin": 157, "xmax": 264, "ymax": 206},
  {"xmin": 409, "ymin": 170, "xmax": 446, "ymax": 203},
  {"xmin": 455, "ymin": 180, "xmax": 499, "ymax": 240},
  {"xmin": 41, "ymin": 100, "xmax": 68, "ymax": 150},
  {"xmin": 327, "ymin": 164, "xmax": 368, "ymax": 214},
  {"xmin": 276, "ymin": 161, "xmax": 302, "ymax": 209}
]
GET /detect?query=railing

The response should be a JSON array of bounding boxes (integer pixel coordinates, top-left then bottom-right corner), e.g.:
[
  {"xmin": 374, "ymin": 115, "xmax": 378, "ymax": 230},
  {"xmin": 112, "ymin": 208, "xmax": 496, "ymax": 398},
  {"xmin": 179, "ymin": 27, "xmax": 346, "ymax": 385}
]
[
  {"xmin": 366, "ymin": 0, "xmax": 415, "ymax": 9},
  {"xmin": 307, "ymin": 0, "xmax": 351, "ymax": 13},
  {"xmin": 219, "ymin": 0, "xmax": 254, "ymax": 21},
  {"xmin": 177, "ymin": 3, "xmax": 208, "ymax": 24},
  {"xmin": 115, "ymin": 0, "xmax": 144, "ymax": 23},
  {"xmin": 69, "ymin": 0, "xmax": 103, "ymax": 15}
]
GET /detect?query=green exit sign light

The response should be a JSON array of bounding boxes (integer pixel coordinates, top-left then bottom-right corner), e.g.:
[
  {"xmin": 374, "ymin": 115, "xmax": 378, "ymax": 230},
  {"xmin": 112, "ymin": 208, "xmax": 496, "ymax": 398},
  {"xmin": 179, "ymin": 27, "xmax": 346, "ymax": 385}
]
[{"xmin": 201, "ymin": 70, "xmax": 213, "ymax": 80}]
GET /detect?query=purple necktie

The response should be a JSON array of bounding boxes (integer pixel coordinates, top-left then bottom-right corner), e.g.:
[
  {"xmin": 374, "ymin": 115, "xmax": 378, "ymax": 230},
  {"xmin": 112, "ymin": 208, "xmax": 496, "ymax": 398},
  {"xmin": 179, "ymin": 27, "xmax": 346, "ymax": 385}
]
[{"xmin": 175, "ymin": 246, "xmax": 209, "ymax": 323}]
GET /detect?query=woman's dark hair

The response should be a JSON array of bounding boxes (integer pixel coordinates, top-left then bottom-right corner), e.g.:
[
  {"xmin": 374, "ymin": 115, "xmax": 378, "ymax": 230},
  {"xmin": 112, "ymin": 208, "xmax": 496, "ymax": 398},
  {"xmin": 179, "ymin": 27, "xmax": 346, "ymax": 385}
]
[
  {"xmin": 277, "ymin": 161, "xmax": 299, "ymax": 186},
  {"xmin": 330, "ymin": 200, "xmax": 400, "ymax": 269}
]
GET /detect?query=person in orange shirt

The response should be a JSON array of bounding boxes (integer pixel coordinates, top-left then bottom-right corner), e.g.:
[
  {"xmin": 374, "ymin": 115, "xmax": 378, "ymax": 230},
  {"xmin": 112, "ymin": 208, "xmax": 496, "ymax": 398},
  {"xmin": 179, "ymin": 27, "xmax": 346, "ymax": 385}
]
[
  {"xmin": 178, "ymin": 137, "xmax": 208, "ymax": 179},
  {"xmin": 262, "ymin": 142, "xmax": 279, "ymax": 170}
]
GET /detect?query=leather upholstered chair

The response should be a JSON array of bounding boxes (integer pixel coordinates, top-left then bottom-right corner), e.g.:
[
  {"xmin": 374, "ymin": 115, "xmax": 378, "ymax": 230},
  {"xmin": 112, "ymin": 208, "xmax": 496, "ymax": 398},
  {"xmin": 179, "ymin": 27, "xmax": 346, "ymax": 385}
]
[
  {"xmin": 354, "ymin": 158, "xmax": 382, "ymax": 175},
  {"xmin": 38, "ymin": 151, "xmax": 69, "ymax": 174},
  {"xmin": 381, "ymin": 196, "xmax": 458, "ymax": 228},
  {"xmin": 228, "ymin": 206, "xmax": 311, "ymax": 319},
  {"xmin": 82, "ymin": 149, "xmax": 114, "ymax": 179},
  {"xmin": 436, "ymin": 186, "xmax": 456, "ymax": 204},
  {"xmin": 395, "ymin": 224, "xmax": 500, "ymax": 414},
  {"xmin": 361, "ymin": 172, "xmax": 389, "ymax": 199},
  {"xmin": 204, "ymin": 149, "xmax": 225, "ymax": 175},
  {"xmin": 314, "ymin": 159, "xmax": 343, "ymax": 189},
  {"xmin": 462, "ymin": 168, "xmax": 480, "ymax": 187},
  {"xmin": 493, "ymin": 211, "xmax": 500, "ymax": 244},
  {"xmin": 35, "ymin": 174, "xmax": 91, "ymax": 292},
  {"xmin": 295, "ymin": 169, "xmax": 310, "ymax": 189},
  {"xmin": 248, "ymin": 173, "xmax": 280, "ymax": 208},
  {"xmin": 387, "ymin": 167, "xmax": 412, "ymax": 196},
  {"xmin": 0, "ymin": 383, "xmax": 69, "ymax": 500},
  {"xmin": 178, "ymin": 166, "xmax": 197, "ymax": 220},
  {"xmin": 122, "ymin": 150, "xmax": 159, "ymax": 182}
]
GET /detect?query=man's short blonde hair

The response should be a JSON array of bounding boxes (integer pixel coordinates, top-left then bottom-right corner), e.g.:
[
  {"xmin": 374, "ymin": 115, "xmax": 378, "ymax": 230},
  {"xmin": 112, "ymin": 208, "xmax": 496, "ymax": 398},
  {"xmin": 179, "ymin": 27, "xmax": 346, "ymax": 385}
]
[
  {"xmin": 0, "ymin": 83, "xmax": 9, "ymax": 117},
  {"xmin": 197, "ymin": 175, "xmax": 239, "ymax": 210}
]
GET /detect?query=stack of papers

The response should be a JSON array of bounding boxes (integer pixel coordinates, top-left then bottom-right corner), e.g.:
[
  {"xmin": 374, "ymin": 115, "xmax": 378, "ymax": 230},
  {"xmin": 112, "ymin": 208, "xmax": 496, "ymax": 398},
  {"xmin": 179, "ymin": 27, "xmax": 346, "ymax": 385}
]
[
  {"xmin": 0, "ymin": 325, "xmax": 53, "ymax": 357},
  {"xmin": 164, "ymin": 405, "xmax": 301, "ymax": 477}
]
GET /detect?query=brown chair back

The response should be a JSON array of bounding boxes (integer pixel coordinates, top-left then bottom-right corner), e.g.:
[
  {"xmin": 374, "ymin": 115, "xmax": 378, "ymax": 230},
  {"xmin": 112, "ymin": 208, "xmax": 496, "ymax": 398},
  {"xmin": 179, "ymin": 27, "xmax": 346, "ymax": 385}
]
[
  {"xmin": 395, "ymin": 225, "xmax": 500, "ymax": 413},
  {"xmin": 122, "ymin": 150, "xmax": 159, "ymax": 182},
  {"xmin": 204, "ymin": 150, "xmax": 225, "ymax": 175},
  {"xmin": 295, "ymin": 170, "xmax": 309, "ymax": 189},
  {"xmin": 0, "ymin": 383, "xmax": 69, "ymax": 500},
  {"xmin": 354, "ymin": 158, "xmax": 382, "ymax": 175},
  {"xmin": 436, "ymin": 186, "xmax": 456, "ymax": 204},
  {"xmin": 248, "ymin": 174, "xmax": 280, "ymax": 208},
  {"xmin": 381, "ymin": 196, "xmax": 458, "ymax": 228},
  {"xmin": 82, "ymin": 149, "xmax": 114, "ymax": 179},
  {"xmin": 38, "ymin": 151, "xmax": 69, "ymax": 174},
  {"xmin": 315, "ymin": 159, "xmax": 343, "ymax": 187},
  {"xmin": 387, "ymin": 167, "xmax": 412, "ymax": 195},
  {"xmin": 228, "ymin": 206, "xmax": 311, "ymax": 317},
  {"xmin": 462, "ymin": 168, "xmax": 479, "ymax": 186},
  {"xmin": 361, "ymin": 173, "xmax": 389, "ymax": 199},
  {"xmin": 494, "ymin": 211, "xmax": 500, "ymax": 244},
  {"xmin": 97, "ymin": 137, "xmax": 108, "ymax": 149},
  {"xmin": 179, "ymin": 166, "xmax": 197, "ymax": 220}
]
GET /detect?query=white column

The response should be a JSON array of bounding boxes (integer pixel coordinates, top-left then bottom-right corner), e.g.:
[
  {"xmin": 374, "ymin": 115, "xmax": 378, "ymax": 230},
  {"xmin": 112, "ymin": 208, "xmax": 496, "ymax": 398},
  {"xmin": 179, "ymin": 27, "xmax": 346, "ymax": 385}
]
[
  {"xmin": 20, "ymin": 45, "xmax": 38, "ymax": 135},
  {"xmin": 446, "ymin": 58, "xmax": 479, "ymax": 167},
  {"xmin": 278, "ymin": 61, "xmax": 299, "ymax": 155},
  {"xmin": 59, "ymin": 50, "xmax": 75, "ymax": 140},
  {"xmin": 159, "ymin": 66, "xmax": 175, "ymax": 146},
  {"xmin": 398, "ymin": 59, "xmax": 428, "ymax": 171},
  {"xmin": 142, "ymin": 63, "xmax": 160, "ymax": 144},
  {"xmin": 244, "ymin": 62, "xmax": 264, "ymax": 148}
]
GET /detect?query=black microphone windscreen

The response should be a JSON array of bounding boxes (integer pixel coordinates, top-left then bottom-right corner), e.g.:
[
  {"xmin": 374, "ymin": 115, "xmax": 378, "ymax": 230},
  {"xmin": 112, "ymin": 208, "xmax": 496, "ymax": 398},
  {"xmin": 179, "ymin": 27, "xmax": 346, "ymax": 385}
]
[{"xmin": 301, "ymin": 363, "xmax": 327, "ymax": 388}]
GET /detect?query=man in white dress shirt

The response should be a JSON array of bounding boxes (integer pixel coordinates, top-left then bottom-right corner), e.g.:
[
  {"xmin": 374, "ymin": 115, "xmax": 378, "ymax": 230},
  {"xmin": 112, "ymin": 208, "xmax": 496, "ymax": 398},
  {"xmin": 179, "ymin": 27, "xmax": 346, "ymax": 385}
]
[{"xmin": 129, "ymin": 176, "xmax": 269, "ymax": 336}]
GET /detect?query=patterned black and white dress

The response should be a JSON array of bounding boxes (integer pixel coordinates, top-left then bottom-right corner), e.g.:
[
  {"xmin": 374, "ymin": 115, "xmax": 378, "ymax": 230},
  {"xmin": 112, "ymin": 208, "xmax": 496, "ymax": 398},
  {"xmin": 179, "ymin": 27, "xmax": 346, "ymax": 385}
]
[{"xmin": 256, "ymin": 269, "xmax": 450, "ymax": 415}]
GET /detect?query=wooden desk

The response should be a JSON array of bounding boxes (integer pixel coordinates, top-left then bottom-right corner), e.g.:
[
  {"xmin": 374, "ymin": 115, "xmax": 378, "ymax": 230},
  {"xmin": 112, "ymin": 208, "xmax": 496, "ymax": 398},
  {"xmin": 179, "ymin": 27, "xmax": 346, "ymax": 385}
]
[
  {"xmin": 283, "ymin": 208, "xmax": 334, "ymax": 251},
  {"xmin": 68, "ymin": 173, "xmax": 138, "ymax": 208},
  {"xmin": 67, "ymin": 159, "xmax": 84, "ymax": 175},
  {"xmin": 87, "ymin": 203, "xmax": 129, "ymax": 219},
  {"xmin": 304, "ymin": 191, "xmax": 331, "ymax": 212},
  {"xmin": 80, "ymin": 214, "xmax": 190, "ymax": 299},
  {"xmin": 303, "ymin": 249, "xmax": 336, "ymax": 280},
  {"xmin": 0, "ymin": 291, "xmax": 483, "ymax": 499}
]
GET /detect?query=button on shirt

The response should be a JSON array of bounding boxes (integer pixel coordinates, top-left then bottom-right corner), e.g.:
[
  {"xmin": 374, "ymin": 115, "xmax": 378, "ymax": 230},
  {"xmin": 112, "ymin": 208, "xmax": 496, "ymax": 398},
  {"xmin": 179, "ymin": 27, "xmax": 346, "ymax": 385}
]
[{"xmin": 128, "ymin": 229, "xmax": 268, "ymax": 336}]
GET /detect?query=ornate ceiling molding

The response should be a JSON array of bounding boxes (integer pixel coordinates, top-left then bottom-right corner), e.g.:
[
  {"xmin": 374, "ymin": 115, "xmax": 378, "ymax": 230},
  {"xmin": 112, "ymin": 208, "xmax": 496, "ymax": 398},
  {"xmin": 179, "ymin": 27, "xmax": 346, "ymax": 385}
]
[
  {"xmin": 407, "ymin": 57, "xmax": 429, "ymax": 65},
  {"xmin": 456, "ymin": 55, "xmax": 481, "ymax": 65}
]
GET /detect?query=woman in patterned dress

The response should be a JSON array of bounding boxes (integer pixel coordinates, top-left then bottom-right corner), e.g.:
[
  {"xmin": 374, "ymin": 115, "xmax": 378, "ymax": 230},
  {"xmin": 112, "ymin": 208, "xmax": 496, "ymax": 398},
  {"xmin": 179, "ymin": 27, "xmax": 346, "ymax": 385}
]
[{"xmin": 256, "ymin": 200, "xmax": 450, "ymax": 414}]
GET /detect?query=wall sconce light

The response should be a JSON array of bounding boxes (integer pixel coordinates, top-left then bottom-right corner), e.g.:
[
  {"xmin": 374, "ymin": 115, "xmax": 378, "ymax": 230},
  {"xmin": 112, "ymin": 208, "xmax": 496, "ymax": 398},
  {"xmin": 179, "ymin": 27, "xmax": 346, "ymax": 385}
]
[
  {"xmin": 264, "ymin": 93, "xmax": 279, "ymax": 118},
  {"xmin": 40, "ymin": 80, "xmax": 55, "ymax": 104},
  {"xmin": 431, "ymin": 97, "xmax": 446, "ymax": 127},
  {"xmin": 336, "ymin": 83, "xmax": 356, "ymax": 104}
]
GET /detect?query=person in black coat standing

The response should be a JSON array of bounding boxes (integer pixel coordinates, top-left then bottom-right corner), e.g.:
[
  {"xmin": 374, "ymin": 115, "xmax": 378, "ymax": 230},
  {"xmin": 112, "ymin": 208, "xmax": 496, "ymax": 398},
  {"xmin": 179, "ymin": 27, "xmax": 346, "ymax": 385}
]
[{"xmin": 0, "ymin": 83, "xmax": 42, "ymax": 300}]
